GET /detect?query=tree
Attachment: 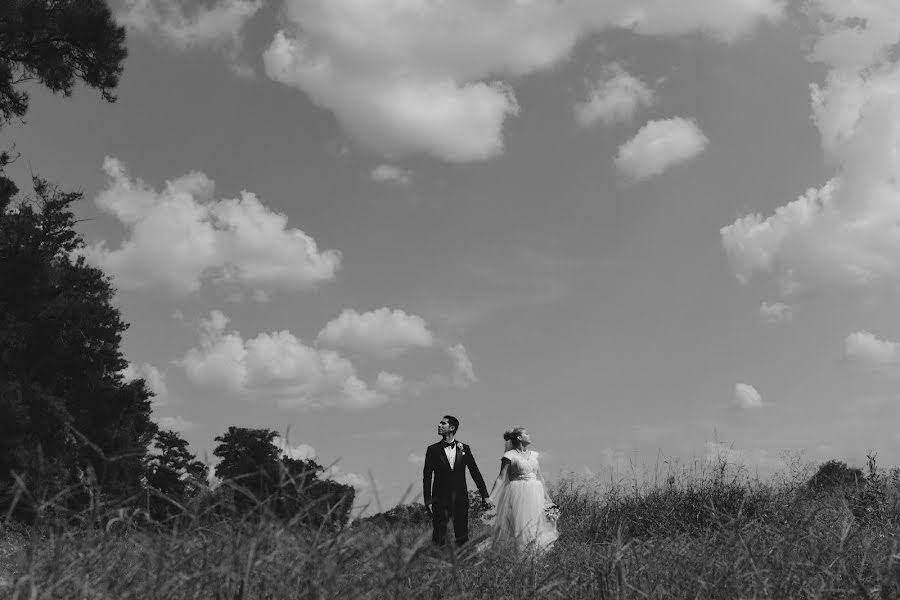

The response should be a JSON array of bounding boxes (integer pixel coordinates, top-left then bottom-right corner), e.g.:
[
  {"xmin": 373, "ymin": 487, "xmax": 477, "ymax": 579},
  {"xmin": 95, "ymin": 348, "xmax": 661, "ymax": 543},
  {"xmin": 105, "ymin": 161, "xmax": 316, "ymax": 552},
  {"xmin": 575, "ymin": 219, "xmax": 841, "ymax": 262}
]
[
  {"xmin": 0, "ymin": 177, "xmax": 157, "ymax": 516},
  {"xmin": 280, "ymin": 456, "xmax": 355, "ymax": 529},
  {"xmin": 145, "ymin": 429, "xmax": 207, "ymax": 521},
  {"xmin": 0, "ymin": 0, "xmax": 127, "ymax": 124},
  {"xmin": 212, "ymin": 426, "xmax": 355, "ymax": 527},
  {"xmin": 213, "ymin": 426, "xmax": 282, "ymax": 502},
  {"xmin": 0, "ymin": 0, "xmax": 159, "ymax": 521}
]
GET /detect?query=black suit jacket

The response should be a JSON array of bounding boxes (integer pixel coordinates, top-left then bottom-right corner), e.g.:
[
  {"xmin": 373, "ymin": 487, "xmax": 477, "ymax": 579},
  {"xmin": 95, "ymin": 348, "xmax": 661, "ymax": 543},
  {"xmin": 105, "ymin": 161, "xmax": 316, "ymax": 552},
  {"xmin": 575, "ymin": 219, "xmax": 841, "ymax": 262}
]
[{"xmin": 423, "ymin": 441, "xmax": 489, "ymax": 507}]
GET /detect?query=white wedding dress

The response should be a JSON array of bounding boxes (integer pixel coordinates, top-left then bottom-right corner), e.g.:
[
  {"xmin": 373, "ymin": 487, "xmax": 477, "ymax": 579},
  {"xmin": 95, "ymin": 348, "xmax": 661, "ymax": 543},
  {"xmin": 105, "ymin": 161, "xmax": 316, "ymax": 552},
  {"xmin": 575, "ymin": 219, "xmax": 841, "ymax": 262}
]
[{"xmin": 484, "ymin": 450, "xmax": 558, "ymax": 553}]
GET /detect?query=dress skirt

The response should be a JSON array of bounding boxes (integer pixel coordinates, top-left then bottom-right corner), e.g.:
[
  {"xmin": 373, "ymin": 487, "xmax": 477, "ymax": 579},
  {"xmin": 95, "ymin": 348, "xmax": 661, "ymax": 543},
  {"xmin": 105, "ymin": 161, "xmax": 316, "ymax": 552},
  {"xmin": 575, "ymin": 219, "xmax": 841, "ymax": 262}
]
[{"xmin": 487, "ymin": 476, "xmax": 558, "ymax": 553}]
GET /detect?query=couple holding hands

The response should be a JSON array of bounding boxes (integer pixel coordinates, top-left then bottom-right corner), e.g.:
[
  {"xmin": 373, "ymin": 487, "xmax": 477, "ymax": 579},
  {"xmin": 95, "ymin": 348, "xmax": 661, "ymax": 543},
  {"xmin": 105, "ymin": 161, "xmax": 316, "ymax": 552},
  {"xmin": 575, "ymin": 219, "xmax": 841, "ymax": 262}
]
[{"xmin": 422, "ymin": 415, "xmax": 558, "ymax": 553}]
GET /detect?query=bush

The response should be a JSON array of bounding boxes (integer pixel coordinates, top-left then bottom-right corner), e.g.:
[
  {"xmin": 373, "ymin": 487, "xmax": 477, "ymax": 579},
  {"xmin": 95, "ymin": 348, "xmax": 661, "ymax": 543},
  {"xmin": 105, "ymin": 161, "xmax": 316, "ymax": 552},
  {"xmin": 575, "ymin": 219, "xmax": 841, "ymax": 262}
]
[
  {"xmin": 355, "ymin": 503, "xmax": 431, "ymax": 529},
  {"xmin": 807, "ymin": 459, "xmax": 864, "ymax": 495}
]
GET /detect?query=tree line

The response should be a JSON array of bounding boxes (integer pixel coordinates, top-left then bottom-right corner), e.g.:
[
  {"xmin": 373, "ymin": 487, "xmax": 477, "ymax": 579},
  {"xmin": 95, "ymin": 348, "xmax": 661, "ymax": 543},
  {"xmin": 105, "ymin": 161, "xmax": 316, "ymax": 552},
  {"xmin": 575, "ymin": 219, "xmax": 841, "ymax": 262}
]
[{"xmin": 0, "ymin": 0, "xmax": 354, "ymax": 528}]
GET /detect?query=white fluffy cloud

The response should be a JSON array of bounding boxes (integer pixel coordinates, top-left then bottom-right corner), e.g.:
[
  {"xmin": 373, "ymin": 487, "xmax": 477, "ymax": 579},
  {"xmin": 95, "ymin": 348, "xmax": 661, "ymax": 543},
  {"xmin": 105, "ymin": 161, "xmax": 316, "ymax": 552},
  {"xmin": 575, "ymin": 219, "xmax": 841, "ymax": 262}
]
[
  {"xmin": 759, "ymin": 301, "xmax": 792, "ymax": 323},
  {"xmin": 265, "ymin": 36, "xmax": 518, "ymax": 162},
  {"xmin": 844, "ymin": 331, "xmax": 900, "ymax": 375},
  {"xmin": 263, "ymin": 0, "xmax": 781, "ymax": 162},
  {"xmin": 177, "ymin": 310, "xmax": 387, "ymax": 409},
  {"xmin": 447, "ymin": 343, "xmax": 476, "ymax": 388},
  {"xmin": 732, "ymin": 383, "xmax": 763, "ymax": 409},
  {"xmin": 81, "ymin": 158, "xmax": 340, "ymax": 297},
  {"xmin": 614, "ymin": 117, "xmax": 709, "ymax": 180},
  {"xmin": 317, "ymin": 308, "xmax": 434, "ymax": 358},
  {"xmin": 119, "ymin": 0, "xmax": 261, "ymax": 72},
  {"xmin": 370, "ymin": 164, "xmax": 412, "ymax": 185},
  {"xmin": 274, "ymin": 436, "xmax": 318, "ymax": 461},
  {"xmin": 121, "ymin": 362, "xmax": 168, "ymax": 406},
  {"xmin": 327, "ymin": 469, "xmax": 370, "ymax": 491},
  {"xmin": 575, "ymin": 63, "xmax": 655, "ymax": 127},
  {"xmin": 722, "ymin": 2, "xmax": 900, "ymax": 292}
]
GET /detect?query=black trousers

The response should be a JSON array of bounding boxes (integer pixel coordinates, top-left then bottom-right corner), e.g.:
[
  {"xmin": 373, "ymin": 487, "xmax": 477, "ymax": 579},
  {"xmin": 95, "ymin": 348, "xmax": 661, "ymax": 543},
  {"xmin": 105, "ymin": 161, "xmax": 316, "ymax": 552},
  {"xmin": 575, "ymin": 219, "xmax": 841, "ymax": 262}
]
[{"xmin": 431, "ymin": 489, "xmax": 468, "ymax": 546}]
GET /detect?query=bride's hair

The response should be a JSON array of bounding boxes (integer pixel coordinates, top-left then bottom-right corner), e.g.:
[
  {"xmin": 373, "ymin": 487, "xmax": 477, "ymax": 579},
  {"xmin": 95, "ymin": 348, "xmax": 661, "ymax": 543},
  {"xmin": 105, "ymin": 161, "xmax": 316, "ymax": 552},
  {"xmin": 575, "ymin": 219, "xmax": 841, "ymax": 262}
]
[{"xmin": 503, "ymin": 427, "xmax": 526, "ymax": 452}]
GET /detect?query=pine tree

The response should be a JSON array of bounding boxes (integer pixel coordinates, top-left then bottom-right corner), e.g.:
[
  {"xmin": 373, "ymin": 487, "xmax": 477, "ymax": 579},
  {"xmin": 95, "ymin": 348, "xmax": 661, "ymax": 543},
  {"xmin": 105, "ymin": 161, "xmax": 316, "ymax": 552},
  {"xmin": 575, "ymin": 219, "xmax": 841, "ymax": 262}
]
[
  {"xmin": 0, "ymin": 0, "xmax": 127, "ymax": 124},
  {"xmin": 144, "ymin": 430, "xmax": 207, "ymax": 521}
]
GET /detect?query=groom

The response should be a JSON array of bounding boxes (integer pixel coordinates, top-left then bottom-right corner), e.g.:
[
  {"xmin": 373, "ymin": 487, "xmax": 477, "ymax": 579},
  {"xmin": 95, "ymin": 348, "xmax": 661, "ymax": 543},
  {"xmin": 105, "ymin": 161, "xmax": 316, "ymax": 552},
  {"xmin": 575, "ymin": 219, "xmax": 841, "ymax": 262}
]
[{"xmin": 423, "ymin": 415, "xmax": 491, "ymax": 546}]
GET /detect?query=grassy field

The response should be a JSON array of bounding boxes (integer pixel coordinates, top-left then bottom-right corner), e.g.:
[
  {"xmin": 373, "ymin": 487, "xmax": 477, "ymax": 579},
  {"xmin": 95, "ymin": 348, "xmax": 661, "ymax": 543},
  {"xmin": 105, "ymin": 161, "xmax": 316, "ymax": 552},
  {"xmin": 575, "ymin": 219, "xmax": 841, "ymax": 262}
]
[{"xmin": 3, "ymin": 457, "xmax": 900, "ymax": 599}]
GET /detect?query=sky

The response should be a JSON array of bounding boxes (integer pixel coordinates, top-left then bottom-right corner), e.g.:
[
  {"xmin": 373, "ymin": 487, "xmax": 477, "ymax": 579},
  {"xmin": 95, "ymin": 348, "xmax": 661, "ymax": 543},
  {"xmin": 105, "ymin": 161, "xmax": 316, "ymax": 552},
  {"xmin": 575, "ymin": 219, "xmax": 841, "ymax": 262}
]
[{"xmin": 6, "ymin": 0, "xmax": 900, "ymax": 513}]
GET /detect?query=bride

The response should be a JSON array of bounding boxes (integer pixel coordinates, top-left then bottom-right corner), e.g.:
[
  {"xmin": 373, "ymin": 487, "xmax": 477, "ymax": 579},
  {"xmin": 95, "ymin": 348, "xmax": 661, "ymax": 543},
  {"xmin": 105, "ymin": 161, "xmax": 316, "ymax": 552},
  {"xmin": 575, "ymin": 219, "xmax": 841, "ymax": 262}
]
[{"xmin": 482, "ymin": 427, "xmax": 558, "ymax": 553}]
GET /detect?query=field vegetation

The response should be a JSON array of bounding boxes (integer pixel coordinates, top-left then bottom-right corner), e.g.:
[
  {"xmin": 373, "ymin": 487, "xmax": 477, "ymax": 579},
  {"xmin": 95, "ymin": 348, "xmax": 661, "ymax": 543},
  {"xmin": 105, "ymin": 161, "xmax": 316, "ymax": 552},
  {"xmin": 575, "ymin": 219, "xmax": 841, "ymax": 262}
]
[{"xmin": 3, "ymin": 453, "xmax": 900, "ymax": 599}]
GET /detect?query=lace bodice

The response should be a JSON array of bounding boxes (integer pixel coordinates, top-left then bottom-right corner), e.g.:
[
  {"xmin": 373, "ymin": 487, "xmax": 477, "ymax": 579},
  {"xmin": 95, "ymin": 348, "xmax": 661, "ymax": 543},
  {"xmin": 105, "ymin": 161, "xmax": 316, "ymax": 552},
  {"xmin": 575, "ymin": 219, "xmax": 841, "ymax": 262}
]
[{"xmin": 504, "ymin": 450, "xmax": 539, "ymax": 481}]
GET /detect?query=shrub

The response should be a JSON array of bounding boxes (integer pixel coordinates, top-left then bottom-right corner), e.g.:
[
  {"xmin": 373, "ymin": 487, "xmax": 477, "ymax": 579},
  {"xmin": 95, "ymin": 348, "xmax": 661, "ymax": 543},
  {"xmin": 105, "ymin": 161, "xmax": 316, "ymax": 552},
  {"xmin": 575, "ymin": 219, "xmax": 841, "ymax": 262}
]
[{"xmin": 806, "ymin": 459, "xmax": 864, "ymax": 495}]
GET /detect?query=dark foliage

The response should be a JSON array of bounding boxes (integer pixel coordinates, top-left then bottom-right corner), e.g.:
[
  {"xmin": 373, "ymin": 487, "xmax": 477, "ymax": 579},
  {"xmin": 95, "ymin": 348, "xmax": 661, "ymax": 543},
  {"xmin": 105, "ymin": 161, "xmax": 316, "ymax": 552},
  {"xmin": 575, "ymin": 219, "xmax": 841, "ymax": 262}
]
[
  {"xmin": 0, "ymin": 0, "xmax": 127, "ymax": 124},
  {"xmin": 354, "ymin": 502, "xmax": 432, "ymax": 529},
  {"xmin": 212, "ymin": 426, "xmax": 355, "ymax": 528},
  {"xmin": 847, "ymin": 452, "xmax": 892, "ymax": 525},
  {"xmin": 807, "ymin": 459, "xmax": 864, "ymax": 494},
  {"xmin": 143, "ymin": 430, "xmax": 207, "ymax": 522},
  {"xmin": 467, "ymin": 488, "xmax": 488, "ymax": 519},
  {"xmin": 0, "ymin": 177, "xmax": 156, "ymax": 518}
]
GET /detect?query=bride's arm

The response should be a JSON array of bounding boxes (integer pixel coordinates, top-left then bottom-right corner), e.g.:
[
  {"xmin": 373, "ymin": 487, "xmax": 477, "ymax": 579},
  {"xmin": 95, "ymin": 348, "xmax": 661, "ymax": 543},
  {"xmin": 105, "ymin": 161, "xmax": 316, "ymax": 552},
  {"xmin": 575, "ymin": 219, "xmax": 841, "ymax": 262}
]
[{"xmin": 487, "ymin": 458, "xmax": 510, "ymax": 499}]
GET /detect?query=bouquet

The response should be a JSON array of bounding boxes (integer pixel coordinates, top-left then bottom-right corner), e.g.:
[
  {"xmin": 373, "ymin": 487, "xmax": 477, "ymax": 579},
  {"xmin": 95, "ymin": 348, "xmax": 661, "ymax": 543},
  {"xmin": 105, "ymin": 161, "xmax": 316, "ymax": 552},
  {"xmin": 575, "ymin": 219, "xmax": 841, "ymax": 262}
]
[{"xmin": 544, "ymin": 503, "xmax": 560, "ymax": 523}]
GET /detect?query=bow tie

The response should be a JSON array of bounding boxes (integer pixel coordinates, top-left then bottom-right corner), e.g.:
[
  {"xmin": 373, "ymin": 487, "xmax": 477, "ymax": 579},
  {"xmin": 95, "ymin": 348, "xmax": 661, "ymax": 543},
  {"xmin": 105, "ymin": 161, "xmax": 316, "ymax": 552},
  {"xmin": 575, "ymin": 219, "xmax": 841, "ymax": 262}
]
[{"xmin": 443, "ymin": 442, "xmax": 456, "ymax": 449}]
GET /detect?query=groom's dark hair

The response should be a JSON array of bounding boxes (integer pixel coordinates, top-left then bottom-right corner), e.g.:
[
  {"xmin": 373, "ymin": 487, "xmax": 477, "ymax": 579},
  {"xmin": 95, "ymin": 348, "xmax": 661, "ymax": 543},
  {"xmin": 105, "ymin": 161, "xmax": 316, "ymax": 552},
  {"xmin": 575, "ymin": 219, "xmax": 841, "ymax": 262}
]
[{"xmin": 444, "ymin": 415, "xmax": 459, "ymax": 433}]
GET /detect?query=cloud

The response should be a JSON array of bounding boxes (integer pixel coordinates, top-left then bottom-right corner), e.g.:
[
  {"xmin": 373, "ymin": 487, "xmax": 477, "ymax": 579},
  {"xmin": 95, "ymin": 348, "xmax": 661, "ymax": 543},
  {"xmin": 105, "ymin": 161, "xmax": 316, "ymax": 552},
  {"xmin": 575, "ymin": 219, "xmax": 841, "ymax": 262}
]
[
  {"xmin": 575, "ymin": 63, "xmax": 655, "ymax": 127},
  {"xmin": 264, "ymin": 37, "xmax": 518, "ymax": 162},
  {"xmin": 177, "ymin": 310, "xmax": 387, "ymax": 409},
  {"xmin": 759, "ymin": 301, "xmax": 793, "ymax": 323},
  {"xmin": 844, "ymin": 331, "xmax": 900, "ymax": 375},
  {"xmin": 325, "ymin": 467, "xmax": 370, "ymax": 491},
  {"xmin": 732, "ymin": 383, "xmax": 763, "ymax": 409},
  {"xmin": 370, "ymin": 164, "xmax": 412, "ymax": 185},
  {"xmin": 274, "ymin": 436, "xmax": 318, "ymax": 461},
  {"xmin": 263, "ymin": 0, "xmax": 781, "ymax": 162},
  {"xmin": 317, "ymin": 308, "xmax": 435, "ymax": 358},
  {"xmin": 721, "ymin": 2, "xmax": 900, "ymax": 292},
  {"xmin": 81, "ymin": 158, "xmax": 340, "ymax": 297},
  {"xmin": 614, "ymin": 117, "xmax": 709, "ymax": 180},
  {"xmin": 375, "ymin": 371, "xmax": 405, "ymax": 394},
  {"xmin": 118, "ymin": 0, "xmax": 261, "ymax": 73},
  {"xmin": 447, "ymin": 343, "xmax": 476, "ymax": 388},
  {"xmin": 157, "ymin": 415, "xmax": 195, "ymax": 432},
  {"xmin": 121, "ymin": 362, "xmax": 168, "ymax": 406}
]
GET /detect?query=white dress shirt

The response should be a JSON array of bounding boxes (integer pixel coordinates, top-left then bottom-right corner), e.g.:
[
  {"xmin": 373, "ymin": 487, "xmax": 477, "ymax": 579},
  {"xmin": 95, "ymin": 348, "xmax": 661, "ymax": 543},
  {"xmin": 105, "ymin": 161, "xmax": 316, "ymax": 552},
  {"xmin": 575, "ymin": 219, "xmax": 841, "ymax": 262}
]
[{"xmin": 444, "ymin": 442, "xmax": 458, "ymax": 467}]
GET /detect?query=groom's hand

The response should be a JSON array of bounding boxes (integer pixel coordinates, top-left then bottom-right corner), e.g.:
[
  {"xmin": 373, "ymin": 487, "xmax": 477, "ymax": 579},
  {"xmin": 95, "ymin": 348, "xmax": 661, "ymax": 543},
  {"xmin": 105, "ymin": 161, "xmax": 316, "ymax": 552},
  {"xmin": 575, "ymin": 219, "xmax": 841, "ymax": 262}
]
[{"xmin": 423, "ymin": 499, "xmax": 433, "ymax": 515}]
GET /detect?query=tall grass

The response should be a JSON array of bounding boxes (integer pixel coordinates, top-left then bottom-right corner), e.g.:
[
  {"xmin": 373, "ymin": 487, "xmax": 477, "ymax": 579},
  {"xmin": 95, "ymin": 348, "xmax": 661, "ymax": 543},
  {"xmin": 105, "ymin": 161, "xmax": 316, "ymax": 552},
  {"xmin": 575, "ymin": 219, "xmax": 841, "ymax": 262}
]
[{"xmin": 4, "ymin": 455, "xmax": 900, "ymax": 598}]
